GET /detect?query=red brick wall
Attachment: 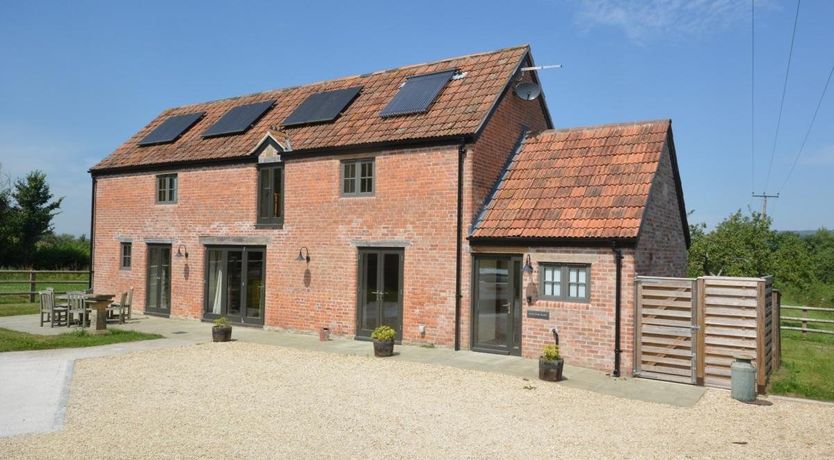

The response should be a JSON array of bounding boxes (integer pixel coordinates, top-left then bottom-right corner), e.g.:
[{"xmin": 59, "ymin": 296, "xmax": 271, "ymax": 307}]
[
  {"xmin": 635, "ymin": 143, "xmax": 688, "ymax": 277},
  {"xmin": 469, "ymin": 246, "xmax": 636, "ymax": 375},
  {"xmin": 93, "ymin": 145, "xmax": 460, "ymax": 345}
]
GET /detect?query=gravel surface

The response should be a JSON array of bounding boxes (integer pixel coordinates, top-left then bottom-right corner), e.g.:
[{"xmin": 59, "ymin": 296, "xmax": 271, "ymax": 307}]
[{"xmin": 1, "ymin": 342, "xmax": 832, "ymax": 459}]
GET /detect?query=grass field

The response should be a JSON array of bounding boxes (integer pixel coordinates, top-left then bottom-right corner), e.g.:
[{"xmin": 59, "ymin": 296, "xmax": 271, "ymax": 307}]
[
  {"xmin": 0, "ymin": 327, "xmax": 162, "ymax": 352},
  {"xmin": 0, "ymin": 270, "xmax": 89, "ymax": 304},
  {"xmin": 768, "ymin": 294, "xmax": 834, "ymax": 401}
]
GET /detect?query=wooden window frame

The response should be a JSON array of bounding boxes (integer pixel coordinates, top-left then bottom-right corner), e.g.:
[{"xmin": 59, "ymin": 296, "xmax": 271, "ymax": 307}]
[
  {"xmin": 539, "ymin": 264, "xmax": 590, "ymax": 303},
  {"xmin": 120, "ymin": 242, "xmax": 132, "ymax": 270},
  {"xmin": 156, "ymin": 174, "xmax": 178, "ymax": 204},
  {"xmin": 341, "ymin": 158, "xmax": 374, "ymax": 197},
  {"xmin": 256, "ymin": 164, "xmax": 284, "ymax": 228}
]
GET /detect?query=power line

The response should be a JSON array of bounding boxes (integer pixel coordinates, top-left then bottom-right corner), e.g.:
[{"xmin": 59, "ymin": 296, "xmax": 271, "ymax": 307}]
[
  {"xmin": 763, "ymin": 0, "xmax": 801, "ymax": 193},
  {"xmin": 778, "ymin": 63, "xmax": 834, "ymax": 194}
]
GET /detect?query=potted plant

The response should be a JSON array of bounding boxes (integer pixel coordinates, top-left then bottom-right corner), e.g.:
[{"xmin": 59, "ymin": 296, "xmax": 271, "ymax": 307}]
[
  {"xmin": 212, "ymin": 316, "xmax": 232, "ymax": 342},
  {"xmin": 371, "ymin": 325, "xmax": 396, "ymax": 357},
  {"xmin": 539, "ymin": 344, "xmax": 564, "ymax": 382}
]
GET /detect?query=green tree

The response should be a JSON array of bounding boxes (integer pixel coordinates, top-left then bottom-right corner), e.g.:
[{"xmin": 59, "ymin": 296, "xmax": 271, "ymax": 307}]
[
  {"xmin": 34, "ymin": 233, "xmax": 90, "ymax": 269},
  {"xmin": 12, "ymin": 171, "xmax": 63, "ymax": 266},
  {"xmin": 770, "ymin": 231, "xmax": 817, "ymax": 289},
  {"xmin": 806, "ymin": 228, "xmax": 834, "ymax": 284},
  {"xmin": 0, "ymin": 164, "xmax": 17, "ymax": 264},
  {"xmin": 687, "ymin": 211, "xmax": 774, "ymax": 277}
]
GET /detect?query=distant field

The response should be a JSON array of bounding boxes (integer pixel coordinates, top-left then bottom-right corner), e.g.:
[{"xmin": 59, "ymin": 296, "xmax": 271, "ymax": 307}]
[{"xmin": 0, "ymin": 270, "xmax": 89, "ymax": 304}]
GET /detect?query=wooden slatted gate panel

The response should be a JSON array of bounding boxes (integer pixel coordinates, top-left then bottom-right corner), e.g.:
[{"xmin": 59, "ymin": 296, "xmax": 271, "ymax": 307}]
[
  {"xmin": 635, "ymin": 276, "xmax": 777, "ymax": 391},
  {"xmin": 634, "ymin": 277, "xmax": 697, "ymax": 384},
  {"xmin": 701, "ymin": 277, "xmax": 761, "ymax": 389}
]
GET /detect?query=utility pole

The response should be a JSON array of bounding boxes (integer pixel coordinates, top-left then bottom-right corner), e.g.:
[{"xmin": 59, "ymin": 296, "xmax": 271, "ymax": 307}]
[{"xmin": 752, "ymin": 193, "xmax": 779, "ymax": 219}]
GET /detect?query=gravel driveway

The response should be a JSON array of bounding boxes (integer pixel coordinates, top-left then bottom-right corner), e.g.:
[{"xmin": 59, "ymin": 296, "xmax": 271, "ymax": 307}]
[{"xmin": 1, "ymin": 342, "xmax": 832, "ymax": 459}]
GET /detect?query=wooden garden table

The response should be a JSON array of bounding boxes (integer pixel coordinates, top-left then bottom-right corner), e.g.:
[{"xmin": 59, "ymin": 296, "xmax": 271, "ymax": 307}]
[
  {"xmin": 85, "ymin": 294, "xmax": 115, "ymax": 333},
  {"xmin": 56, "ymin": 293, "xmax": 115, "ymax": 333}
]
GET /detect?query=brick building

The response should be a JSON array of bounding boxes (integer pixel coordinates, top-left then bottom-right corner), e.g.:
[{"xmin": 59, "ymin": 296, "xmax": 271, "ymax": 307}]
[{"xmin": 90, "ymin": 45, "xmax": 689, "ymax": 375}]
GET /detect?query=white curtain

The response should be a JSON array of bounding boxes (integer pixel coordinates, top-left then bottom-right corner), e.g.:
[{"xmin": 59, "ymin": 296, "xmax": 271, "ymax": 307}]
[{"xmin": 210, "ymin": 252, "xmax": 223, "ymax": 315}]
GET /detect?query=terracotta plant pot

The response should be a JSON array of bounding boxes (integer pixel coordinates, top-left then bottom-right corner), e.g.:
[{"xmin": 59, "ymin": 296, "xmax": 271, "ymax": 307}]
[
  {"xmin": 212, "ymin": 325, "xmax": 232, "ymax": 342},
  {"xmin": 373, "ymin": 339, "xmax": 394, "ymax": 357},
  {"xmin": 539, "ymin": 358, "xmax": 564, "ymax": 382},
  {"xmin": 320, "ymin": 327, "xmax": 331, "ymax": 341}
]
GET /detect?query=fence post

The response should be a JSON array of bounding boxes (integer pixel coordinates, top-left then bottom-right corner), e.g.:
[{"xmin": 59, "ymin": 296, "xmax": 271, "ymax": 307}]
[
  {"xmin": 774, "ymin": 290, "xmax": 781, "ymax": 370},
  {"xmin": 802, "ymin": 308, "xmax": 808, "ymax": 335},
  {"xmin": 755, "ymin": 279, "xmax": 766, "ymax": 394},
  {"xmin": 695, "ymin": 277, "xmax": 706, "ymax": 386},
  {"xmin": 28, "ymin": 270, "xmax": 36, "ymax": 303}
]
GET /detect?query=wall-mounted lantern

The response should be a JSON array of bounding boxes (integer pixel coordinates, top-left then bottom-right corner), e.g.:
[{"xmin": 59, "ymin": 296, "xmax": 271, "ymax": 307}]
[
  {"xmin": 296, "ymin": 247, "xmax": 311, "ymax": 264},
  {"xmin": 522, "ymin": 255, "xmax": 533, "ymax": 274}
]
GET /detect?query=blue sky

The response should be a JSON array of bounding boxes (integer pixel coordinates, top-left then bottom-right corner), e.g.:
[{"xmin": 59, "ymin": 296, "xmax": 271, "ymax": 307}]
[{"xmin": 1, "ymin": 0, "xmax": 832, "ymax": 235}]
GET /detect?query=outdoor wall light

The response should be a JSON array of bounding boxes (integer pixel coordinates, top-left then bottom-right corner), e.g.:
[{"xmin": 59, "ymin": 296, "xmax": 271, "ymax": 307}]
[
  {"xmin": 522, "ymin": 255, "xmax": 534, "ymax": 274},
  {"xmin": 296, "ymin": 247, "xmax": 311, "ymax": 264},
  {"xmin": 175, "ymin": 244, "xmax": 189, "ymax": 259}
]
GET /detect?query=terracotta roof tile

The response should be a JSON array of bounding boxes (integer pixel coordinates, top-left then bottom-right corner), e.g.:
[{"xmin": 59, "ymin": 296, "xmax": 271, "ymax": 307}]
[
  {"xmin": 92, "ymin": 46, "xmax": 529, "ymax": 171},
  {"xmin": 471, "ymin": 119, "xmax": 672, "ymax": 241}
]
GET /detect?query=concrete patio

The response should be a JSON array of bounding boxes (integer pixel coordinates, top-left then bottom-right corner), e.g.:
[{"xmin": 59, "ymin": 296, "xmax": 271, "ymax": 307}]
[{"xmin": 0, "ymin": 312, "xmax": 705, "ymax": 408}]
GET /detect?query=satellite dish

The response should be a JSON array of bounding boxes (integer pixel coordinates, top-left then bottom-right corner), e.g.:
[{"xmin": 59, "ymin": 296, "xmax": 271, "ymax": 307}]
[{"xmin": 513, "ymin": 81, "xmax": 541, "ymax": 101}]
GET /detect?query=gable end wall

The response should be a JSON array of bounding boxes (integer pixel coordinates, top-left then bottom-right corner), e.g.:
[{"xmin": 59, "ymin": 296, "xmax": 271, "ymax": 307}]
[{"xmin": 635, "ymin": 143, "xmax": 688, "ymax": 277}]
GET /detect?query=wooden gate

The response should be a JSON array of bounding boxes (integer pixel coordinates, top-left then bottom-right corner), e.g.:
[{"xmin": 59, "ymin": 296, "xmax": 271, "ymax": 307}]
[
  {"xmin": 634, "ymin": 277, "xmax": 697, "ymax": 384},
  {"xmin": 635, "ymin": 276, "xmax": 779, "ymax": 392}
]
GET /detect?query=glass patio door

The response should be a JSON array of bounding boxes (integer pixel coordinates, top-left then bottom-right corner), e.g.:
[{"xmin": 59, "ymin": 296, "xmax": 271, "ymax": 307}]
[
  {"xmin": 146, "ymin": 244, "xmax": 171, "ymax": 316},
  {"xmin": 204, "ymin": 246, "xmax": 265, "ymax": 325},
  {"xmin": 472, "ymin": 255, "xmax": 522, "ymax": 355},
  {"xmin": 356, "ymin": 249, "xmax": 403, "ymax": 341}
]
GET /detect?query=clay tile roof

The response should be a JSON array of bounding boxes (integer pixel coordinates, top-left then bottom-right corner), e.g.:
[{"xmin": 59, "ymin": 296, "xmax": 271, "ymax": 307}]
[
  {"xmin": 92, "ymin": 45, "xmax": 531, "ymax": 172},
  {"xmin": 471, "ymin": 119, "xmax": 672, "ymax": 241}
]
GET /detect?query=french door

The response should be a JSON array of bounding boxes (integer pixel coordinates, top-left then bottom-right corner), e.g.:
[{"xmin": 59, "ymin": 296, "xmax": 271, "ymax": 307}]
[
  {"xmin": 146, "ymin": 244, "xmax": 171, "ymax": 316},
  {"xmin": 204, "ymin": 246, "xmax": 265, "ymax": 325},
  {"xmin": 356, "ymin": 249, "xmax": 404, "ymax": 341},
  {"xmin": 472, "ymin": 255, "xmax": 523, "ymax": 355}
]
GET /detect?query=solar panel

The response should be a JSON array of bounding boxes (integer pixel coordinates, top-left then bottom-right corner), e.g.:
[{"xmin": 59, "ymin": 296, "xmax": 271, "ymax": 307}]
[
  {"xmin": 380, "ymin": 70, "xmax": 456, "ymax": 118},
  {"xmin": 203, "ymin": 101, "xmax": 274, "ymax": 137},
  {"xmin": 137, "ymin": 112, "xmax": 205, "ymax": 146},
  {"xmin": 282, "ymin": 86, "xmax": 362, "ymax": 127}
]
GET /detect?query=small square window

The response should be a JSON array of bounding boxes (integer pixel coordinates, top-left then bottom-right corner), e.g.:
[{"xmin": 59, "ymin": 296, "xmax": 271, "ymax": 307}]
[
  {"xmin": 120, "ymin": 242, "xmax": 132, "ymax": 270},
  {"xmin": 539, "ymin": 264, "xmax": 589, "ymax": 302},
  {"xmin": 156, "ymin": 174, "xmax": 177, "ymax": 204},
  {"xmin": 341, "ymin": 159, "xmax": 373, "ymax": 196}
]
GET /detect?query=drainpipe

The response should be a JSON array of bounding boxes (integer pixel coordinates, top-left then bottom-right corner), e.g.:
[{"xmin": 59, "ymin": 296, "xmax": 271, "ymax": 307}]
[
  {"xmin": 454, "ymin": 140, "xmax": 466, "ymax": 351},
  {"xmin": 612, "ymin": 244, "xmax": 623, "ymax": 377},
  {"xmin": 89, "ymin": 175, "xmax": 96, "ymax": 290}
]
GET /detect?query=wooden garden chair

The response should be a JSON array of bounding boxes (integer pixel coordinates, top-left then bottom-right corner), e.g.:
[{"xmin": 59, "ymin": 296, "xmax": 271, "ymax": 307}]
[
  {"xmin": 106, "ymin": 291, "xmax": 128, "ymax": 324},
  {"xmin": 107, "ymin": 287, "xmax": 133, "ymax": 321},
  {"xmin": 39, "ymin": 290, "xmax": 67, "ymax": 327},
  {"xmin": 66, "ymin": 291, "xmax": 90, "ymax": 329}
]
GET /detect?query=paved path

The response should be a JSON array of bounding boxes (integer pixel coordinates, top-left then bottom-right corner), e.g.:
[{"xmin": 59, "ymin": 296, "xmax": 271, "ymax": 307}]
[{"xmin": 0, "ymin": 338, "xmax": 192, "ymax": 437}]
